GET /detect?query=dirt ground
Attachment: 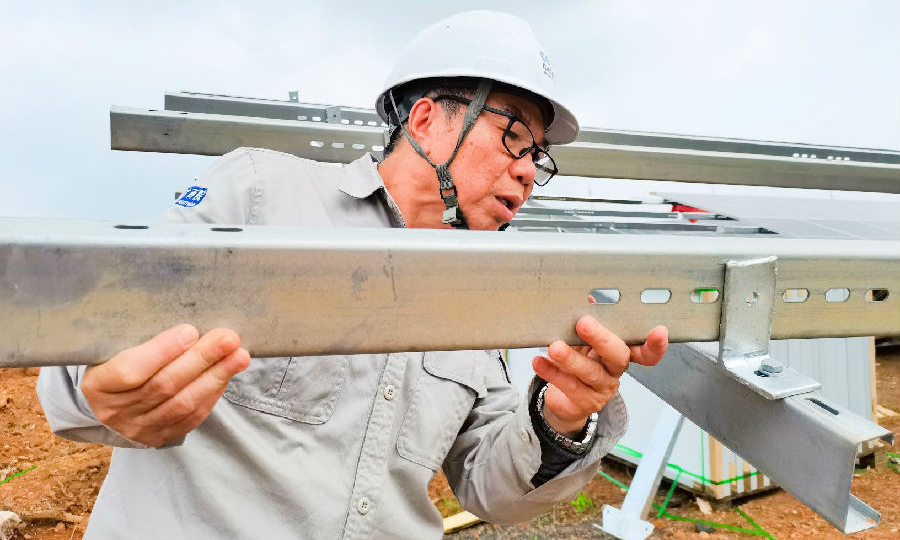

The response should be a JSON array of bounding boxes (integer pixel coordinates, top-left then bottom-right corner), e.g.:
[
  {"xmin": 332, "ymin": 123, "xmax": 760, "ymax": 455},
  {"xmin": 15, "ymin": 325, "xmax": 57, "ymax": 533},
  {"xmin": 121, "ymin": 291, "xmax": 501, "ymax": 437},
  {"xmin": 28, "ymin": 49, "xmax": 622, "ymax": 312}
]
[{"xmin": 0, "ymin": 347, "xmax": 897, "ymax": 540}]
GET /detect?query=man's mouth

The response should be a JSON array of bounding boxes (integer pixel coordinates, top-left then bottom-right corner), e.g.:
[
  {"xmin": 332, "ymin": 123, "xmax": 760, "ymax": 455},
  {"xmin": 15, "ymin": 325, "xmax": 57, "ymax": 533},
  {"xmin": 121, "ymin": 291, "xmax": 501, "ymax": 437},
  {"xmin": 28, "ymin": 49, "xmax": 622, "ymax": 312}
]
[{"xmin": 494, "ymin": 195, "xmax": 523, "ymax": 222}]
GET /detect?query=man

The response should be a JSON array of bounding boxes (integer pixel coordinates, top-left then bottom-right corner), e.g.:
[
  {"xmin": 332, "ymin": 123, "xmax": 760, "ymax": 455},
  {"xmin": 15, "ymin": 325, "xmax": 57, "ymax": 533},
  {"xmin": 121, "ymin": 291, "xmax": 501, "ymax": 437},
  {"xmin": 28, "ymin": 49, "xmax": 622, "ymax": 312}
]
[{"xmin": 38, "ymin": 11, "xmax": 667, "ymax": 539}]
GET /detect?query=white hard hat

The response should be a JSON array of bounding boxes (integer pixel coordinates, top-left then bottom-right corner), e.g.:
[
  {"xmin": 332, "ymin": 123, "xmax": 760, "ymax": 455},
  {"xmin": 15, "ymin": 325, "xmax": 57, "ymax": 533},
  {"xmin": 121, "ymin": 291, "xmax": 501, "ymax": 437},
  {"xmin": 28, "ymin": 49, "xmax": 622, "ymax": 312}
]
[{"xmin": 375, "ymin": 11, "xmax": 579, "ymax": 146}]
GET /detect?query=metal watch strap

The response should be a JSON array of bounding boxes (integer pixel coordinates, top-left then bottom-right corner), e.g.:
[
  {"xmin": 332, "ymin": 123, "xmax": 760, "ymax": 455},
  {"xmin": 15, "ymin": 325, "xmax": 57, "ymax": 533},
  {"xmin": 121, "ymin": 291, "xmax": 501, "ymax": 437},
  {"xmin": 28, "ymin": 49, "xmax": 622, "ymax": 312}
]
[{"xmin": 535, "ymin": 383, "xmax": 599, "ymax": 454}]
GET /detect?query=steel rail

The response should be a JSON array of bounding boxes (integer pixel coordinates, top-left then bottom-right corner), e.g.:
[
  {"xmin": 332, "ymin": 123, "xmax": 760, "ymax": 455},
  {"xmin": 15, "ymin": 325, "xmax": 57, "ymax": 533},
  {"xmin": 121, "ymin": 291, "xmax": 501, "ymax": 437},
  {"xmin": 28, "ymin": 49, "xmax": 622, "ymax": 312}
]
[
  {"xmin": 110, "ymin": 106, "xmax": 900, "ymax": 193},
  {"xmin": 164, "ymin": 92, "xmax": 899, "ymax": 165},
  {"xmin": 2, "ymin": 218, "xmax": 897, "ymax": 367},
  {"xmin": 110, "ymin": 106, "xmax": 386, "ymax": 162},
  {"xmin": 165, "ymin": 91, "xmax": 386, "ymax": 127}
]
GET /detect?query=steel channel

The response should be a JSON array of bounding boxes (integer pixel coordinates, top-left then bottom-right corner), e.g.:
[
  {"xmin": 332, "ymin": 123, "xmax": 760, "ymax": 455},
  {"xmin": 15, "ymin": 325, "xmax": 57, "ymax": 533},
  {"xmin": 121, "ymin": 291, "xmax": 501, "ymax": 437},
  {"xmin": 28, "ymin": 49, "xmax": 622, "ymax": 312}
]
[
  {"xmin": 2, "ymin": 218, "xmax": 898, "ymax": 367},
  {"xmin": 165, "ymin": 92, "xmax": 385, "ymax": 126},
  {"xmin": 164, "ymin": 92, "xmax": 900, "ymax": 165},
  {"xmin": 110, "ymin": 107, "xmax": 900, "ymax": 193},
  {"xmin": 110, "ymin": 107, "xmax": 385, "ymax": 162},
  {"xmin": 515, "ymin": 207, "xmax": 680, "ymax": 219},
  {"xmin": 551, "ymin": 143, "xmax": 900, "ymax": 193},
  {"xmin": 628, "ymin": 343, "xmax": 894, "ymax": 533}
]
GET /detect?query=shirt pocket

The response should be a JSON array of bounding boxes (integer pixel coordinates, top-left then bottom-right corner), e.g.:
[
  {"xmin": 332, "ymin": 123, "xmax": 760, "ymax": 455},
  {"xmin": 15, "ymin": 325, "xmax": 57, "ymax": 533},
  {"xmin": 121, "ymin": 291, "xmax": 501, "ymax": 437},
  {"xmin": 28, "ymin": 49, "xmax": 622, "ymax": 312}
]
[
  {"xmin": 223, "ymin": 355, "xmax": 349, "ymax": 424},
  {"xmin": 396, "ymin": 351, "xmax": 489, "ymax": 470}
]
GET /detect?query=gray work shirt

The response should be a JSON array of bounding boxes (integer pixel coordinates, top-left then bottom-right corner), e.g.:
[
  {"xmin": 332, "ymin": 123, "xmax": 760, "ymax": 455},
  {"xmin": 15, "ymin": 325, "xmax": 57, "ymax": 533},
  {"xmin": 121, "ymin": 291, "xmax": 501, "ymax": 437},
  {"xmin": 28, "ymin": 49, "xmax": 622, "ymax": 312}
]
[{"xmin": 37, "ymin": 148, "xmax": 628, "ymax": 540}]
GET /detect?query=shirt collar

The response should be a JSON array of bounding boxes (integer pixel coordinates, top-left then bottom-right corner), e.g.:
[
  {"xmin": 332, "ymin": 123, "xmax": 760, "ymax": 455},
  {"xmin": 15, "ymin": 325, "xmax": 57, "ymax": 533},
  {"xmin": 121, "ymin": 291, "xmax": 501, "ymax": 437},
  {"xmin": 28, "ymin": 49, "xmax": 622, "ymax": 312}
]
[
  {"xmin": 338, "ymin": 153, "xmax": 385, "ymax": 200},
  {"xmin": 338, "ymin": 153, "xmax": 407, "ymax": 228}
]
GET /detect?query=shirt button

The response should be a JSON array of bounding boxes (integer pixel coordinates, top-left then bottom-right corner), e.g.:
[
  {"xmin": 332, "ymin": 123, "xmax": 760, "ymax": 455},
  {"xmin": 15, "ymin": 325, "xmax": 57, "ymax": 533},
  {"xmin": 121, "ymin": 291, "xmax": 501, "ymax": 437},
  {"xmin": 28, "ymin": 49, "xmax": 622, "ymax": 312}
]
[
  {"xmin": 357, "ymin": 496, "xmax": 372, "ymax": 515},
  {"xmin": 383, "ymin": 384, "xmax": 396, "ymax": 401}
]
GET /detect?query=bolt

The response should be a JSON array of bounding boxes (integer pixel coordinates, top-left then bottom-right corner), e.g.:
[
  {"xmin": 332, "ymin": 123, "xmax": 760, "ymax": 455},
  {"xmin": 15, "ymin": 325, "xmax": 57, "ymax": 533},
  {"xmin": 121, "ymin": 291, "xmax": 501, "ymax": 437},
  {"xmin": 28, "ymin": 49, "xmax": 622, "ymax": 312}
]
[{"xmin": 759, "ymin": 360, "xmax": 784, "ymax": 376}]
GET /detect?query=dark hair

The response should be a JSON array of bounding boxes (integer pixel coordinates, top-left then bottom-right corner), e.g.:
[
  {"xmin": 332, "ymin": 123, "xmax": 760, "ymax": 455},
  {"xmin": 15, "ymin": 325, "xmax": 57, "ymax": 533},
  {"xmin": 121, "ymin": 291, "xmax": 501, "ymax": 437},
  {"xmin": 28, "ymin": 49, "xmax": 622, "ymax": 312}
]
[{"xmin": 382, "ymin": 85, "xmax": 474, "ymax": 158}]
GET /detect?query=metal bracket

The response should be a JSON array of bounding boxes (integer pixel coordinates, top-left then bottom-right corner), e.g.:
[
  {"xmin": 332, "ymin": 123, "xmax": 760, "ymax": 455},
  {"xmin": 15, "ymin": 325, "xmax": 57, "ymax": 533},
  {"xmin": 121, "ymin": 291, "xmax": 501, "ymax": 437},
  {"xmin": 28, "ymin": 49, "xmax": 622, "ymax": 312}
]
[
  {"xmin": 628, "ymin": 343, "xmax": 894, "ymax": 534},
  {"xmin": 325, "ymin": 105, "xmax": 342, "ymax": 124},
  {"xmin": 600, "ymin": 405, "xmax": 684, "ymax": 540},
  {"xmin": 717, "ymin": 257, "xmax": 821, "ymax": 399}
]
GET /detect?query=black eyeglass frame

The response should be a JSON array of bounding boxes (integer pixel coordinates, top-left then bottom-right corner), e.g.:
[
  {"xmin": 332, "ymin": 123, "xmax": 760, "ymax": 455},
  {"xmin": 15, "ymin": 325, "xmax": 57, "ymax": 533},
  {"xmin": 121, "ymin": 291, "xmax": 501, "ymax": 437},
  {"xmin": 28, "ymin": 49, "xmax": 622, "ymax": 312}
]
[{"xmin": 432, "ymin": 94, "xmax": 559, "ymax": 186}]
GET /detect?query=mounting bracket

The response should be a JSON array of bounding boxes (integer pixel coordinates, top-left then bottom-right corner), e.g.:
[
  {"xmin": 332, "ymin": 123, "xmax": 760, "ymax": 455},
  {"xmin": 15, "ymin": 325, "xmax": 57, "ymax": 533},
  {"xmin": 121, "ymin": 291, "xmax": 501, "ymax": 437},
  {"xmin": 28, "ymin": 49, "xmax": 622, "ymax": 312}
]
[{"xmin": 716, "ymin": 257, "xmax": 820, "ymax": 399}]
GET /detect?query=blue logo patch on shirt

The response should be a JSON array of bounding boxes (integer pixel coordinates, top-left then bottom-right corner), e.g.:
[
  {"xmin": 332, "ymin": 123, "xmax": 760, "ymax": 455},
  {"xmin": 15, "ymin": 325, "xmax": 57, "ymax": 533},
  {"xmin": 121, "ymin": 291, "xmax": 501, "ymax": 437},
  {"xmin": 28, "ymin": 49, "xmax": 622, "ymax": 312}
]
[{"xmin": 175, "ymin": 186, "xmax": 207, "ymax": 208}]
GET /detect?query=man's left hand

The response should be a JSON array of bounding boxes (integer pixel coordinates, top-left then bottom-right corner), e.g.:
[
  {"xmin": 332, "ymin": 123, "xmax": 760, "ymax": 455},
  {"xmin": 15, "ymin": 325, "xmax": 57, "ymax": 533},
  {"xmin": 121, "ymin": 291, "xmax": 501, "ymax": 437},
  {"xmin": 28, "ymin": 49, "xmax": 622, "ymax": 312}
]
[{"xmin": 532, "ymin": 316, "xmax": 668, "ymax": 437}]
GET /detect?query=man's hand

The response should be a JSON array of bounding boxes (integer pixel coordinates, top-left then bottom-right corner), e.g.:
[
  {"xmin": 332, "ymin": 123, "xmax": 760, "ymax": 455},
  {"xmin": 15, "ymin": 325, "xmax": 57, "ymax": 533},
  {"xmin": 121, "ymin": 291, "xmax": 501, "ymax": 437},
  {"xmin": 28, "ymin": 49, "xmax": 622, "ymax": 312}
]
[
  {"xmin": 532, "ymin": 316, "xmax": 668, "ymax": 436},
  {"xmin": 81, "ymin": 324, "xmax": 251, "ymax": 447}
]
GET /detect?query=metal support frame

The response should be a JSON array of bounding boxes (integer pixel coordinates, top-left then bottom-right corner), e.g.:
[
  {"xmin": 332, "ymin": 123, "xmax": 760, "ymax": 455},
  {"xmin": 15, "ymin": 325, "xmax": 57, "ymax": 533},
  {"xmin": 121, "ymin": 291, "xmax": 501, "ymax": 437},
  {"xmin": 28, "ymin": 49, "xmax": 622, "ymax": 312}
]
[
  {"xmin": 600, "ymin": 405, "xmax": 684, "ymax": 540},
  {"xmin": 61, "ymin": 90, "xmax": 893, "ymax": 535},
  {"xmin": 628, "ymin": 343, "xmax": 894, "ymax": 534}
]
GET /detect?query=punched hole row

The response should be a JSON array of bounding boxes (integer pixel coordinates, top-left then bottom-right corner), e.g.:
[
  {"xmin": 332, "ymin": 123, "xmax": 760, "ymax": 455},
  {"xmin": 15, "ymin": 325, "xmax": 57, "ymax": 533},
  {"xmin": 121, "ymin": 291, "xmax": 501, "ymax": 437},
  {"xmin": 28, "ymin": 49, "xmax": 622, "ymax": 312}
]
[
  {"xmin": 791, "ymin": 153, "xmax": 851, "ymax": 161},
  {"xmin": 588, "ymin": 287, "xmax": 891, "ymax": 305},
  {"xmin": 309, "ymin": 140, "xmax": 384, "ymax": 152},
  {"xmin": 298, "ymin": 115, "xmax": 388, "ymax": 128}
]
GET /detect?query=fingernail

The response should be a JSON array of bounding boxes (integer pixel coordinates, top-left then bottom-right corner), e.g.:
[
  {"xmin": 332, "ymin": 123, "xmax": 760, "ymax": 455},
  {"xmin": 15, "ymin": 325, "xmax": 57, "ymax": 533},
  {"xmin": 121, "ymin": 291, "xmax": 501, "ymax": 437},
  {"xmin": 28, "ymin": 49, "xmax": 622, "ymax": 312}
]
[{"xmin": 177, "ymin": 325, "xmax": 198, "ymax": 347}]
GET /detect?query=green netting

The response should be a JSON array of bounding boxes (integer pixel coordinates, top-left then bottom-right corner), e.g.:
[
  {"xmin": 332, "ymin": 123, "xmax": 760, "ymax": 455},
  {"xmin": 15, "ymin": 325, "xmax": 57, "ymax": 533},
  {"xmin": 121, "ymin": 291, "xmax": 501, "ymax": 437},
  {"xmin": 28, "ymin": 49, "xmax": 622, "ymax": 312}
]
[
  {"xmin": 0, "ymin": 465, "xmax": 37, "ymax": 487},
  {"xmin": 614, "ymin": 442, "xmax": 760, "ymax": 485},
  {"xmin": 598, "ymin": 452, "xmax": 775, "ymax": 539}
]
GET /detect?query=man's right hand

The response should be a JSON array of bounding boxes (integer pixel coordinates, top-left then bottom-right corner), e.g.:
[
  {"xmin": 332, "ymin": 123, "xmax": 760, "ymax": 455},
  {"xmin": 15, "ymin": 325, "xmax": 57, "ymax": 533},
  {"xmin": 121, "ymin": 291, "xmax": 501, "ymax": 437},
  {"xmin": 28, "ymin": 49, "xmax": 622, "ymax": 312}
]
[{"xmin": 81, "ymin": 324, "xmax": 251, "ymax": 447}]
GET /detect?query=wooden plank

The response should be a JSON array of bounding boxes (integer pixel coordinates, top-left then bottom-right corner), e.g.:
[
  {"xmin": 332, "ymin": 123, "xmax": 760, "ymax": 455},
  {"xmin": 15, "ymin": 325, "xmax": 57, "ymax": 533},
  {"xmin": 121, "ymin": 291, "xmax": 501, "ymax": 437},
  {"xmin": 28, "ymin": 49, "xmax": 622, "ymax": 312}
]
[
  {"xmin": 443, "ymin": 511, "xmax": 481, "ymax": 533},
  {"xmin": 743, "ymin": 462, "xmax": 753, "ymax": 494},
  {"xmin": 707, "ymin": 435, "xmax": 728, "ymax": 499},
  {"xmin": 729, "ymin": 461, "xmax": 738, "ymax": 493},
  {"xmin": 870, "ymin": 336, "xmax": 879, "ymax": 421}
]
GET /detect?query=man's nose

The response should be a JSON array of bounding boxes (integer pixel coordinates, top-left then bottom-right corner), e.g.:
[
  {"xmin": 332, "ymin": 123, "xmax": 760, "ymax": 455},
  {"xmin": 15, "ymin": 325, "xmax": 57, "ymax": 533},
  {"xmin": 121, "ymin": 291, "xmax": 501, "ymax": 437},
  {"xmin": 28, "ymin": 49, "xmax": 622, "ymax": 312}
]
[{"xmin": 508, "ymin": 153, "xmax": 536, "ymax": 186}]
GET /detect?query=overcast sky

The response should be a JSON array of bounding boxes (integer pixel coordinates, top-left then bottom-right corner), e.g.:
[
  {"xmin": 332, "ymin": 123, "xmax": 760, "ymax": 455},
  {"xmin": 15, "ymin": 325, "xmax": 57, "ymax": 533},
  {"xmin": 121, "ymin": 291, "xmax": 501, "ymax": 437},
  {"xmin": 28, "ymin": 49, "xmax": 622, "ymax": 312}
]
[{"xmin": 1, "ymin": 0, "xmax": 897, "ymax": 223}]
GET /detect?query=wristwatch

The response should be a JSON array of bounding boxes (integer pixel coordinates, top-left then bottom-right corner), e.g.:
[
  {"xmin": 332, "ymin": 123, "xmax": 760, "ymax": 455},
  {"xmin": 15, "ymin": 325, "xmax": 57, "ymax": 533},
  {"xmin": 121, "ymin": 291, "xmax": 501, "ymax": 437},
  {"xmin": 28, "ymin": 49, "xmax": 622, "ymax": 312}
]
[{"xmin": 534, "ymin": 383, "xmax": 599, "ymax": 454}]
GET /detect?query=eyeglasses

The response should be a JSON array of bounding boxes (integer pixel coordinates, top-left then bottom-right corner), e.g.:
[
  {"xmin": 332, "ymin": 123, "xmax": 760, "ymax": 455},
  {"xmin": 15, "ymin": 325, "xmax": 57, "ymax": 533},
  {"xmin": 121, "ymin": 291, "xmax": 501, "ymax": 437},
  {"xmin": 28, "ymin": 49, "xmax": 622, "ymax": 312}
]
[{"xmin": 433, "ymin": 94, "xmax": 558, "ymax": 186}]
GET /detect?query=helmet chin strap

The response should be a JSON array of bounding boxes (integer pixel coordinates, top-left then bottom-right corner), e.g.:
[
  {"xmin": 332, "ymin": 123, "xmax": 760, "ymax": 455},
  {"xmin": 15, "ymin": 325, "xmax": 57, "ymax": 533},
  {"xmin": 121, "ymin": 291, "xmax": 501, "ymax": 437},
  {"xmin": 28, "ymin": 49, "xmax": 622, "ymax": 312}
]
[{"xmin": 389, "ymin": 80, "xmax": 493, "ymax": 229}]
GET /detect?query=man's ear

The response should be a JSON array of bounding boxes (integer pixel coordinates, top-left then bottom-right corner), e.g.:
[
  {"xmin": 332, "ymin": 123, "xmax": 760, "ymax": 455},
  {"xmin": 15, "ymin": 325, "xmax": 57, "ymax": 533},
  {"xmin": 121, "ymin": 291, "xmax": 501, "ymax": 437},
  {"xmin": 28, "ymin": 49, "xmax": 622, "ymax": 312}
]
[{"xmin": 406, "ymin": 98, "xmax": 441, "ymax": 157}]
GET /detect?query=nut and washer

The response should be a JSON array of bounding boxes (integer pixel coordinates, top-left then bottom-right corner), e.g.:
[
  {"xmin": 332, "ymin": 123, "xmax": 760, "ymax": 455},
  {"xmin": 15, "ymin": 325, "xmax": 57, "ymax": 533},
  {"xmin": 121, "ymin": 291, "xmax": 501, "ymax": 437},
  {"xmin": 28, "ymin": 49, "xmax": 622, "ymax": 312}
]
[{"xmin": 759, "ymin": 360, "xmax": 785, "ymax": 376}]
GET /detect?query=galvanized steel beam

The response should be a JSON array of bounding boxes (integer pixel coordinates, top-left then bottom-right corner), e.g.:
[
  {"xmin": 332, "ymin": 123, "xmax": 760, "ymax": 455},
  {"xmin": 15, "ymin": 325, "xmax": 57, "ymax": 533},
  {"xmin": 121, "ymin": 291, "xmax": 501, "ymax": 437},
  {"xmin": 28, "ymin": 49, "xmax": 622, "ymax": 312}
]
[
  {"xmin": 551, "ymin": 142, "xmax": 900, "ymax": 193},
  {"xmin": 2, "ymin": 218, "xmax": 898, "ymax": 367},
  {"xmin": 165, "ymin": 91, "xmax": 387, "ymax": 127},
  {"xmin": 165, "ymin": 92, "xmax": 899, "ymax": 166},
  {"xmin": 110, "ymin": 106, "xmax": 385, "ymax": 163},
  {"xmin": 111, "ymin": 106, "xmax": 900, "ymax": 193}
]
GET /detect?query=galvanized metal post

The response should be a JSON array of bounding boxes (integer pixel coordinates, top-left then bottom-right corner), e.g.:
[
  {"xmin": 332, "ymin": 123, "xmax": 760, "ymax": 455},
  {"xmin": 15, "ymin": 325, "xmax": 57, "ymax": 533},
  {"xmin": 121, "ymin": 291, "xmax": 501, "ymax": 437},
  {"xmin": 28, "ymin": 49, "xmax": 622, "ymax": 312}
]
[{"xmin": 600, "ymin": 404, "xmax": 684, "ymax": 540}]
